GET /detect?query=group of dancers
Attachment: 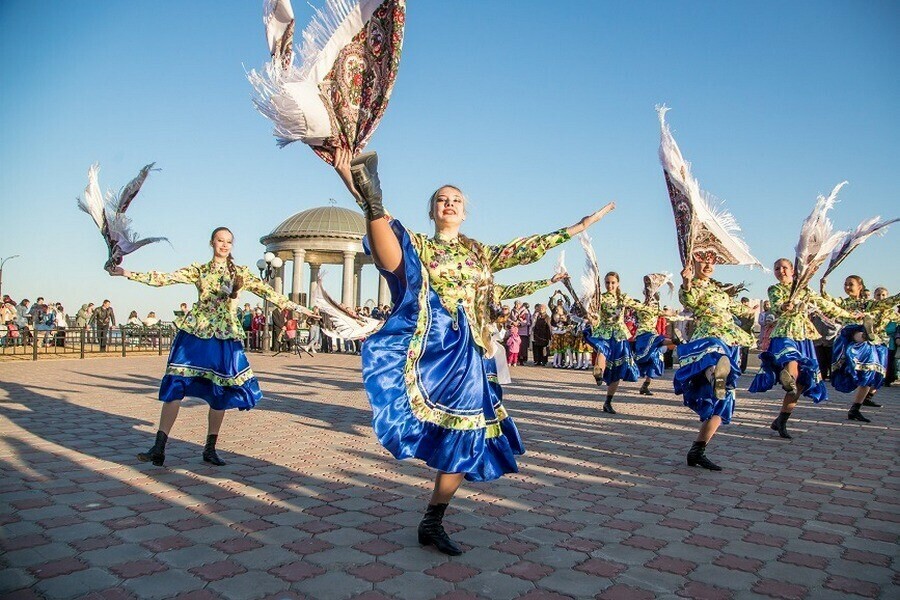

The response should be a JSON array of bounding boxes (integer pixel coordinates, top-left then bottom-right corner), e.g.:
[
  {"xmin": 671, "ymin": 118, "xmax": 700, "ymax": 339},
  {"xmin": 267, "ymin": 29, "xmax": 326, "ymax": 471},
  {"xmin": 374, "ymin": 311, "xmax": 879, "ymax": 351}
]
[{"xmin": 74, "ymin": 0, "xmax": 895, "ymax": 556}]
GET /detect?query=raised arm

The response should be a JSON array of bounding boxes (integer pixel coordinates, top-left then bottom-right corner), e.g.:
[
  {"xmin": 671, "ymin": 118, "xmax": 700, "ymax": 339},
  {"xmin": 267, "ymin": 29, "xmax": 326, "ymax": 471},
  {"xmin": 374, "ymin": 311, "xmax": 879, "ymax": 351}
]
[
  {"xmin": 488, "ymin": 203, "xmax": 616, "ymax": 272},
  {"xmin": 120, "ymin": 265, "xmax": 201, "ymax": 287},
  {"xmin": 811, "ymin": 292, "xmax": 857, "ymax": 322},
  {"xmin": 334, "ymin": 148, "xmax": 403, "ymax": 274},
  {"xmin": 495, "ymin": 271, "xmax": 566, "ymax": 302},
  {"xmin": 239, "ymin": 267, "xmax": 313, "ymax": 317}
]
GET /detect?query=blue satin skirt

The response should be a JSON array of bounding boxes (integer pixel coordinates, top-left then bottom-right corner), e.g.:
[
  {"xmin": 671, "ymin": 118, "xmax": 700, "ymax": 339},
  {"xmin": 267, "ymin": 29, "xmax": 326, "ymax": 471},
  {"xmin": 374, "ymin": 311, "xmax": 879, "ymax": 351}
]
[
  {"xmin": 633, "ymin": 332, "xmax": 666, "ymax": 379},
  {"xmin": 831, "ymin": 325, "xmax": 887, "ymax": 393},
  {"xmin": 673, "ymin": 337, "xmax": 739, "ymax": 424},
  {"xmin": 584, "ymin": 330, "xmax": 639, "ymax": 385},
  {"xmin": 361, "ymin": 221, "xmax": 523, "ymax": 482},
  {"xmin": 749, "ymin": 337, "xmax": 826, "ymax": 403},
  {"xmin": 159, "ymin": 330, "xmax": 262, "ymax": 411}
]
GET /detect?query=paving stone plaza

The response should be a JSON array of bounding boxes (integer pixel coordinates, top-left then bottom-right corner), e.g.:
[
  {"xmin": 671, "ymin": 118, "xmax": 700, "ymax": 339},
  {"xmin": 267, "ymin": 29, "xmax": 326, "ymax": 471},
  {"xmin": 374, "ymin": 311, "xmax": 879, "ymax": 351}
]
[{"xmin": 1, "ymin": 354, "xmax": 897, "ymax": 599}]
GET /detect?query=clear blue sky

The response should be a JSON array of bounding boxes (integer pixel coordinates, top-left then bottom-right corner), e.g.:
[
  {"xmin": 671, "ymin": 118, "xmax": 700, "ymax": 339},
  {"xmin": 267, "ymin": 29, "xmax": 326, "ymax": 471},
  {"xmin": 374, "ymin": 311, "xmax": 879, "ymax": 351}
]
[{"xmin": 1, "ymin": 1, "xmax": 897, "ymax": 318}]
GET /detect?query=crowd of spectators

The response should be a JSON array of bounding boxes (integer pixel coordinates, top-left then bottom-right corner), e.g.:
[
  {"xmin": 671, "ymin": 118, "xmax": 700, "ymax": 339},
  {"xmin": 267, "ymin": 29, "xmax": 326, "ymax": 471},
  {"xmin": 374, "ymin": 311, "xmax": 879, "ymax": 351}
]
[{"xmin": 0, "ymin": 294, "xmax": 171, "ymax": 350}]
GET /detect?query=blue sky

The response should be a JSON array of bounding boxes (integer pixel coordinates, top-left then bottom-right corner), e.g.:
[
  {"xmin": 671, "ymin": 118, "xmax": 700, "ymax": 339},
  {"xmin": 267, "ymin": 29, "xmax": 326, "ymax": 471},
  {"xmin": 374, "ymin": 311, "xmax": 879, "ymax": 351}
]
[{"xmin": 1, "ymin": 1, "xmax": 897, "ymax": 318}]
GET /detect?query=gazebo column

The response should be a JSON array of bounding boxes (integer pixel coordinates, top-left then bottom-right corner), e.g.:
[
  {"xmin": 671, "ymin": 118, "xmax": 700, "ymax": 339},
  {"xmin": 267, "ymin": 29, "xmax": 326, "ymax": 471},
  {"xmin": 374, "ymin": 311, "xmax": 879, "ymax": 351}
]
[
  {"xmin": 291, "ymin": 249, "xmax": 306, "ymax": 304},
  {"xmin": 273, "ymin": 263, "xmax": 284, "ymax": 295},
  {"xmin": 309, "ymin": 264, "xmax": 320, "ymax": 305},
  {"xmin": 354, "ymin": 263, "xmax": 363, "ymax": 308},
  {"xmin": 342, "ymin": 251, "xmax": 355, "ymax": 307},
  {"xmin": 377, "ymin": 274, "xmax": 390, "ymax": 307}
]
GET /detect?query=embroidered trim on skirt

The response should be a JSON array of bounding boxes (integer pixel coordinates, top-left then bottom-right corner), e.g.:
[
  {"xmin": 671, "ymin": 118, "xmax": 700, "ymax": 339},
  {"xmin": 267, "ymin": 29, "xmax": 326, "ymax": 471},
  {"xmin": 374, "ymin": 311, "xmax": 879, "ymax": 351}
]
[
  {"xmin": 584, "ymin": 331, "xmax": 639, "ymax": 385},
  {"xmin": 831, "ymin": 325, "xmax": 887, "ymax": 393},
  {"xmin": 361, "ymin": 221, "xmax": 524, "ymax": 482},
  {"xmin": 634, "ymin": 332, "xmax": 666, "ymax": 379},
  {"xmin": 749, "ymin": 337, "xmax": 826, "ymax": 402},
  {"xmin": 160, "ymin": 330, "xmax": 262, "ymax": 410},
  {"xmin": 673, "ymin": 337, "xmax": 739, "ymax": 424}
]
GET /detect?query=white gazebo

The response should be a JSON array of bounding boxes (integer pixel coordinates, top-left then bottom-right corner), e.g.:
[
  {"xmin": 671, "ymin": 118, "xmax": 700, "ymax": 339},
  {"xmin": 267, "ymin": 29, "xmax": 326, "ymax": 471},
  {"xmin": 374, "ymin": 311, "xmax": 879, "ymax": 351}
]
[{"xmin": 259, "ymin": 205, "xmax": 391, "ymax": 308}]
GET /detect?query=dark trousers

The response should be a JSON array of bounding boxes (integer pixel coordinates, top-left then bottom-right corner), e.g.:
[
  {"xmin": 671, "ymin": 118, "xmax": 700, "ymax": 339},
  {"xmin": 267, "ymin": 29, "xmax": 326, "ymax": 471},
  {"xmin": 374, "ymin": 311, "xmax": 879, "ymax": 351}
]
[
  {"xmin": 532, "ymin": 343, "xmax": 547, "ymax": 366},
  {"xmin": 97, "ymin": 326, "xmax": 109, "ymax": 351},
  {"xmin": 518, "ymin": 335, "xmax": 530, "ymax": 364},
  {"xmin": 815, "ymin": 344, "xmax": 832, "ymax": 381},
  {"xmin": 663, "ymin": 348, "xmax": 674, "ymax": 370},
  {"xmin": 740, "ymin": 346, "xmax": 749, "ymax": 372}
]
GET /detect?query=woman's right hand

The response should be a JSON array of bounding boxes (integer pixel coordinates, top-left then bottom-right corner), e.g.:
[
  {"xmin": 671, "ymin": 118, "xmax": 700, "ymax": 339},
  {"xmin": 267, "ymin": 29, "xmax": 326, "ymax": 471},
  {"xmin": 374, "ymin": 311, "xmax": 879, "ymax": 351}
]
[
  {"xmin": 109, "ymin": 267, "xmax": 128, "ymax": 277},
  {"xmin": 333, "ymin": 147, "xmax": 361, "ymax": 200}
]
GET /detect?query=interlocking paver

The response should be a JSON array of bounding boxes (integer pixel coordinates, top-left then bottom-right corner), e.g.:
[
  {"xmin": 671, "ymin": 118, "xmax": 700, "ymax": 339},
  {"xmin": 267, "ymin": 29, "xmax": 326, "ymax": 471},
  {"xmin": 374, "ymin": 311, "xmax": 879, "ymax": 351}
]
[{"xmin": 2, "ymin": 354, "xmax": 897, "ymax": 600}]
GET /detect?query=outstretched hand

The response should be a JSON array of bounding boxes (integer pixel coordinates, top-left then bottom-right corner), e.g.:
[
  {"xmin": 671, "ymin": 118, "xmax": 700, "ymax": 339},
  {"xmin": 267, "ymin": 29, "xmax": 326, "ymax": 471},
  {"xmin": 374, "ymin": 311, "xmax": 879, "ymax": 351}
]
[
  {"xmin": 108, "ymin": 266, "xmax": 128, "ymax": 277},
  {"xmin": 567, "ymin": 202, "xmax": 615, "ymax": 236},
  {"xmin": 334, "ymin": 147, "xmax": 361, "ymax": 201},
  {"xmin": 551, "ymin": 271, "xmax": 569, "ymax": 284}
]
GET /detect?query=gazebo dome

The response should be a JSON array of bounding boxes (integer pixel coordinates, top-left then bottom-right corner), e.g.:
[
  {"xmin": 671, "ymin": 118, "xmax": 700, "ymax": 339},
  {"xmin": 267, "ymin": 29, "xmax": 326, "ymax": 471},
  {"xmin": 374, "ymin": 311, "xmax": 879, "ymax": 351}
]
[{"xmin": 262, "ymin": 206, "xmax": 365, "ymax": 243}]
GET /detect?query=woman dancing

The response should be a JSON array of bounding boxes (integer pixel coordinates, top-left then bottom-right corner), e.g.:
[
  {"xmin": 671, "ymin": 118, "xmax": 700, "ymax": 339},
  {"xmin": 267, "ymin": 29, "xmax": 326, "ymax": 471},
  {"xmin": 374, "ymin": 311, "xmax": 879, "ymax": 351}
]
[
  {"xmin": 584, "ymin": 272, "xmax": 640, "ymax": 414},
  {"xmin": 749, "ymin": 259, "xmax": 856, "ymax": 439},
  {"xmin": 634, "ymin": 274, "xmax": 681, "ymax": 396},
  {"xmin": 336, "ymin": 148, "xmax": 613, "ymax": 555},
  {"xmin": 675, "ymin": 256, "xmax": 756, "ymax": 471},
  {"xmin": 822, "ymin": 276, "xmax": 900, "ymax": 422},
  {"xmin": 113, "ymin": 227, "xmax": 311, "ymax": 467}
]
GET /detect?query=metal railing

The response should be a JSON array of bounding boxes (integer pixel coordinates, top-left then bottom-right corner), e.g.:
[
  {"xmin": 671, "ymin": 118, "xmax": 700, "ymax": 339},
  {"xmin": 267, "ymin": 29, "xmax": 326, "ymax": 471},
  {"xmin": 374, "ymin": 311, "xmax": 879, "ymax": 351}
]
[{"xmin": 0, "ymin": 324, "xmax": 177, "ymax": 360}]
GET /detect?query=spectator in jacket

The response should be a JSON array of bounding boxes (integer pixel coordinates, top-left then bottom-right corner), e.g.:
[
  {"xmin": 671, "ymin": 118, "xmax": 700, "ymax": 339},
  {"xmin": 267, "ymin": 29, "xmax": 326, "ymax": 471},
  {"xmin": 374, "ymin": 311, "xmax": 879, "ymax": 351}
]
[
  {"xmin": 531, "ymin": 304, "xmax": 551, "ymax": 366},
  {"xmin": 90, "ymin": 299, "xmax": 116, "ymax": 351}
]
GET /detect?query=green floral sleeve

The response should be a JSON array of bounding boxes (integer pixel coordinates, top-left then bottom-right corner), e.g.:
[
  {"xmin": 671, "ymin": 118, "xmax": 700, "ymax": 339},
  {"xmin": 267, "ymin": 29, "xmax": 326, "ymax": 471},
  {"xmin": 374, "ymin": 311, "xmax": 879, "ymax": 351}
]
[
  {"xmin": 127, "ymin": 264, "xmax": 200, "ymax": 287},
  {"xmin": 496, "ymin": 279, "xmax": 553, "ymax": 302},
  {"xmin": 488, "ymin": 228, "xmax": 570, "ymax": 272},
  {"xmin": 239, "ymin": 267, "xmax": 300, "ymax": 312},
  {"xmin": 870, "ymin": 292, "xmax": 900, "ymax": 311},
  {"xmin": 679, "ymin": 284, "xmax": 701, "ymax": 311},
  {"xmin": 621, "ymin": 294, "xmax": 642, "ymax": 309},
  {"xmin": 768, "ymin": 285, "xmax": 788, "ymax": 318},
  {"xmin": 812, "ymin": 293, "xmax": 855, "ymax": 321},
  {"xmin": 729, "ymin": 296, "xmax": 755, "ymax": 318}
]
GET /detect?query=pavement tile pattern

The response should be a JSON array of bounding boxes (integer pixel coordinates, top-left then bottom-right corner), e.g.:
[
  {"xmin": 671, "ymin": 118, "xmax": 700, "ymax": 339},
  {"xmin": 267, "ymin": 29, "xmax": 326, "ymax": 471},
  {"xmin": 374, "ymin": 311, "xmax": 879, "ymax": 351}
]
[{"xmin": 1, "ymin": 354, "xmax": 897, "ymax": 599}]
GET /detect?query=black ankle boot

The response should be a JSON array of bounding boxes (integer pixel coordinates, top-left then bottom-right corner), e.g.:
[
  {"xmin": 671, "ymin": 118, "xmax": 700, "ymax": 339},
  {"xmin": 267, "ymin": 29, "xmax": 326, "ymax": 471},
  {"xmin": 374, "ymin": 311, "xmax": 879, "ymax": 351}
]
[
  {"xmin": 417, "ymin": 503, "xmax": 462, "ymax": 556},
  {"xmin": 848, "ymin": 404, "xmax": 871, "ymax": 423},
  {"xmin": 602, "ymin": 396, "xmax": 616, "ymax": 414},
  {"xmin": 770, "ymin": 412, "xmax": 792, "ymax": 439},
  {"xmin": 687, "ymin": 441, "xmax": 722, "ymax": 471},
  {"xmin": 138, "ymin": 430, "xmax": 168, "ymax": 466},
  {"xmin": 862, "ymin": 392, "xmax": 881, "ymax": 407},
  {"xmin": 350, "ymin": 152, "xmax": 384, "ymax": 220},
  {"xmin": 639, "ymin": 382, "xmax": 652, "ymax": 396},
  {"xmin": 202, "ymin": 434, "xmax": 226, "ymax": 466}
]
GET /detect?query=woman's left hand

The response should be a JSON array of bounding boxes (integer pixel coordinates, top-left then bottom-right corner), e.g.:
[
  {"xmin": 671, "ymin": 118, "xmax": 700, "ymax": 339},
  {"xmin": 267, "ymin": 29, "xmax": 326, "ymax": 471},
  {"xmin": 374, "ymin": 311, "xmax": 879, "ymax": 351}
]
[
  {"xmin": 568, "ymin": 202, "xmax": 616, "ymax": 236},
  {"xmin": 551, "ymin": 271, "xmax": 568, "ymax": 284}
]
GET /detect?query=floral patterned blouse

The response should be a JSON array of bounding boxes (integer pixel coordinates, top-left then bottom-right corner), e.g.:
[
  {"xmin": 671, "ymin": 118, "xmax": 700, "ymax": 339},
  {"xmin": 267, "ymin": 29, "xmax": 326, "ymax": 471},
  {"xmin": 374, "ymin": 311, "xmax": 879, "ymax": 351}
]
[
  {"xmin": 127, "ymin": 260, "xmax": 305, "ymax": 340},
  {"xmin": 767, "ymin": 283, "xmax": 853, "ymax": 341},
  {"xmin": 589, "ymin": 291, "xmax": 641, "ymax": 341},
  {"xmin": 410, "ymin": 228, "xmax": 570, "ymax": 351},
  {"xmin": 824, "ymin": 292, "xmax": 900, "ymax": 344},
  {"xmin": 679, "ymin": 278, "xmax": 755, "ymax": 347},
  {"xmin": 494, "ymin": 279, "xmax": 554, "ymax": 303}
]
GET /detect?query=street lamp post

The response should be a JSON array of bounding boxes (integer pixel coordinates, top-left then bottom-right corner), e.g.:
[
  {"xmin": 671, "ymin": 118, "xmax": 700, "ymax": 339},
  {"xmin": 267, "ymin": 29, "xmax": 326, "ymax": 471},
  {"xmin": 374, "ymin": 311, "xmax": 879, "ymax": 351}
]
[
  {"xmin": 256, "ymin": 252, "xmax": 283, "ymax": 353},
  {"xmin": 0, "ymin": 255, "xmax": 21, "ymax": 300}
]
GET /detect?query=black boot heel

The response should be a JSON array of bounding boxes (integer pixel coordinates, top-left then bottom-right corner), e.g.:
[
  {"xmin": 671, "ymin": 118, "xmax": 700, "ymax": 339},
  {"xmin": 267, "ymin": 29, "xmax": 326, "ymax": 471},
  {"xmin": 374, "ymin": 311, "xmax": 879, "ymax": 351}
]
[
  {"xmin": 138, "ymin": 430, "xmax": 168, "ymax": 466},
  {"xmin": 687, "ymin": 441, "xmax": 722, "ymax": 471},
  {"xmin": 202, "ymin": 434, "xmax": 226, "ymax": 466},
  {"xmin": 770, "ymin": 412, "xmax": 792, "ymax": 439},
  {"xmin": 417, "ymin": 503, "xmax": 462, "ymax": 556}
]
